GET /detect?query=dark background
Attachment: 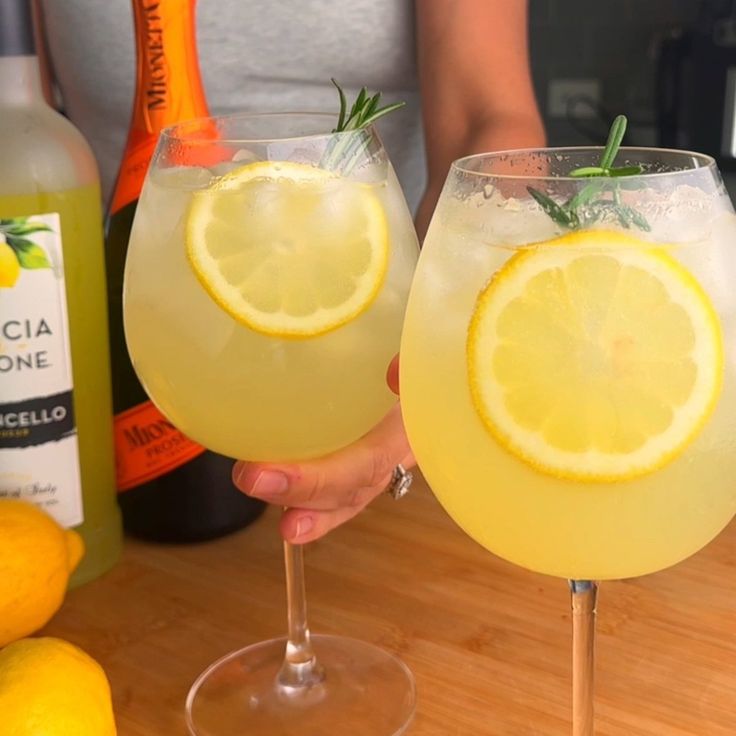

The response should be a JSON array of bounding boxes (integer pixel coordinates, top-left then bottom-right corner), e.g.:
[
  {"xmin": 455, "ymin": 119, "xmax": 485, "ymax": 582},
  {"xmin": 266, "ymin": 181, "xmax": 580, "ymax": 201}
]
[{"xmin": 528, "ymin": 1, "xmax": 732, "ymax": 148}]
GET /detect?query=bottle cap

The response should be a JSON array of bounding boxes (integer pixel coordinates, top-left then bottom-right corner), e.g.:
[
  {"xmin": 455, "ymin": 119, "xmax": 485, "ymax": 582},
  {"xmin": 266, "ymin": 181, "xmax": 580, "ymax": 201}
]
[{"xmin": 0, "ymin": 0, "xmax": 35, "ymax": 57}]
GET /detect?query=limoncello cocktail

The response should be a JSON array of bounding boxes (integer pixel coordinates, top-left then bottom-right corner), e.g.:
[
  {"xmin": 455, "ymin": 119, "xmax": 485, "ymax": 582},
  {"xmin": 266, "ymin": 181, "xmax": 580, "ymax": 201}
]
[
  {"xmin": 124, "ymin": 122, "xmax": 417, "ymax": 462},
  {"xmin": 122, "ymin": 106, "xmax": 419, "ymax": 736},
  {"xmin": 400, "ymin": 138, "xmax": 736, "ymax": 735},
  {"xmin": 401, "ymin": 147, "xmax": 736, "ymax": 582}
]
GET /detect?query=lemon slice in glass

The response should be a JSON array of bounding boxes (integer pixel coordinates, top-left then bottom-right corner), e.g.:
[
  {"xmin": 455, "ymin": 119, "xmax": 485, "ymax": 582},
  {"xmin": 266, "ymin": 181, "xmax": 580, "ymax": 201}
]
[
  {"xmin": 467, "ymin": 230, "xmax": 723, "ymax": 481},
  {"xmin": 186, "ymin": 161, "xmax": 389, "ymax": 338}
]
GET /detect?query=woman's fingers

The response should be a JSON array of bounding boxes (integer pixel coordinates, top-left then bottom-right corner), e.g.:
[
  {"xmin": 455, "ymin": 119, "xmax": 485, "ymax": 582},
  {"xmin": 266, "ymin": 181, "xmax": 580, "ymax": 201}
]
[
  {"xmin": 279, "ymin": 501, "xmax": 370, "ymax": 544},
  {"xmin": 232, "ymin": 403, "xmax": 414, "ymax": 513}
]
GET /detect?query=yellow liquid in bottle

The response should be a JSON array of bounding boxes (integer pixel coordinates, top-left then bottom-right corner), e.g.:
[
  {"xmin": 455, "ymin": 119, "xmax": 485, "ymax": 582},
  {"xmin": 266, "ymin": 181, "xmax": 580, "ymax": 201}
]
[{"xmin": 0, "ymin": 185, "xmax": 122, "ymax": 586}]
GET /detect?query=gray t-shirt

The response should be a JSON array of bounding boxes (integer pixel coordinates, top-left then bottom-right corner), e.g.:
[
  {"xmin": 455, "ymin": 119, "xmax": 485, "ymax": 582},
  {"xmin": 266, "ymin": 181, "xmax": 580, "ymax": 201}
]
[{"xmin": 39, "ymin": 0, "xmax": 426, "ymax": 212}]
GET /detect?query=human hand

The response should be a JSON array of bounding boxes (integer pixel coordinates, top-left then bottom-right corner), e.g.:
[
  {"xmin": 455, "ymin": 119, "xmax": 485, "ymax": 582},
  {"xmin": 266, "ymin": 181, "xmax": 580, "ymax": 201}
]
[{"xmin": 232, "ymin": 355, "xmax": 414, "ymax": 544}]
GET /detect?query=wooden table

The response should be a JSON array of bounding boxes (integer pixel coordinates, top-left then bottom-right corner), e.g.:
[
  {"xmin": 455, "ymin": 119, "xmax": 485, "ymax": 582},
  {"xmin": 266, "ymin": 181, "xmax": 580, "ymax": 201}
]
[{"xmin": 45, "ymin": 474, "xmax": 736, "ymax": 735}]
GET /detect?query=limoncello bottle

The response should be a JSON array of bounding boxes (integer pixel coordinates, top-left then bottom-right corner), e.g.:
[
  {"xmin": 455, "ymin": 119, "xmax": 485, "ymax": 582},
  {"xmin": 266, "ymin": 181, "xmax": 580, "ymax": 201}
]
[{"xmin": 0, "ymin": 0, "xmax": 122, "ymax": 585}]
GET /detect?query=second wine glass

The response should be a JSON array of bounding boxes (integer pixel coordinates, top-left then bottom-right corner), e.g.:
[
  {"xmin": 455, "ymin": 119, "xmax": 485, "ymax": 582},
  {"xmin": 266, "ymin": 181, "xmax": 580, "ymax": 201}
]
[
  {"xmin": 123, "ymin": 112, "xmax": 419, "ymax": 736},
  {"xmin": 400, "ymin": 145, "xmax": 736, "ymax": 734}
]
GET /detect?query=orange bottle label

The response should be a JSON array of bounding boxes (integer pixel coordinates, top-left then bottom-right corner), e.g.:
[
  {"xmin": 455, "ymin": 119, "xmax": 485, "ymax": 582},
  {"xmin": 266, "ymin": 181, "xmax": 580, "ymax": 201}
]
[
  {"xmin": 114, "ymin": 401, "xmax": 206, "ymax": 492},
  {"xmin": 109, "ymin": 0, "xmax": 210, "ymax": 214}
]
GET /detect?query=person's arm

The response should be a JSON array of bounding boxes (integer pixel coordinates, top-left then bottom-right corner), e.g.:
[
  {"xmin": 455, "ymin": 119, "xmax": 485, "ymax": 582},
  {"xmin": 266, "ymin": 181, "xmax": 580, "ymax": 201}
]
[{"xmin": 414, "ymin": 0, "xmax": 545, "ymax": 239}]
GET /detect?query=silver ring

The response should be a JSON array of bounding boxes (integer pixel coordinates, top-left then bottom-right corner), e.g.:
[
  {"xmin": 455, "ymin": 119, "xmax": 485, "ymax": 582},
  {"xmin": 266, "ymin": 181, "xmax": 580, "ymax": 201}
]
[{"xmin": 386, "ymin": 464, "xmax": 413, "ymax": 500}]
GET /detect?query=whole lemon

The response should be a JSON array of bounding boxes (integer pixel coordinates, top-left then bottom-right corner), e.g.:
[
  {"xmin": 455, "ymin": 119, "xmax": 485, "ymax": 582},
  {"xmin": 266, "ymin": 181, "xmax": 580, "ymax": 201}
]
[
  {"xmin": 0, "ymin": 239, "xmax": 20, "ymax": 288},
  {"xmin": 0, "ymin": 637, "xmax": 117, "ymax": 736},
  {"xmin": 0, "ymin": 500, "xmax": 85, "ymax": 647}
]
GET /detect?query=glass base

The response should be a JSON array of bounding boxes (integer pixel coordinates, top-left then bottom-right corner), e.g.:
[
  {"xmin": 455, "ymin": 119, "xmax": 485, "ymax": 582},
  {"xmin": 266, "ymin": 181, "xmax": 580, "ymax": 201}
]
[{"xmin": 185, "ymin": 634, "xmax": 416, "ymax": 736}]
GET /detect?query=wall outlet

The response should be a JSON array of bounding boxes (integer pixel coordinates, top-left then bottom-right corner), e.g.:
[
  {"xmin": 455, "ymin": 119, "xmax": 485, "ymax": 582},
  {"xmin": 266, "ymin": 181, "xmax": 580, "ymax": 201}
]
[{"xmin": 548, "ymin": 78, "xmax": 601, "ymax": 119}]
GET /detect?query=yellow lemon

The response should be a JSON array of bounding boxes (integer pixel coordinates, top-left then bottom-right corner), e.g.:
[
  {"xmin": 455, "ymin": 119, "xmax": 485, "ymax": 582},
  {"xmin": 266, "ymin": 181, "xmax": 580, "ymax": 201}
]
[
  {"xmin": 467, "ymin": 230, "xmax": 723, "ymax": 481},
  {"xmin": 0, "ymin": 240, "xmax": 20, "ymax": 288},
  {"xmin": 186, "ymin": 160, "xmax": 389, "ymax": 338},
  {"xmin": 0, "ymin": 637, "xmax": 116, "ymax": 736},
  {"xmin": 0, "ymin": 500, "xmax": 84, "ymax": 647}
]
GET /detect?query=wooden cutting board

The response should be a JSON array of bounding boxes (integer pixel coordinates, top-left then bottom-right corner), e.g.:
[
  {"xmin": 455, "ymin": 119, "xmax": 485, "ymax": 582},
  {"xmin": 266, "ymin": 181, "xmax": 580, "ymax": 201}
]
[{"xmin": 44, "ymin": 473, "xmax": 736, "ymax": 735}]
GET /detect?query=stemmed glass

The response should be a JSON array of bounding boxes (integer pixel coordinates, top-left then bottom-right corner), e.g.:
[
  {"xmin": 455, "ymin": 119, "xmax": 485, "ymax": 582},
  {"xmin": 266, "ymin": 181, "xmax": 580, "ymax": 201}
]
[
  {"xmin": 122, "ymin": 112, "xmax": 418, "ymax": 735},
  {"xmin": 400, "ymin": 146, "xmax": 736, "ymax": 734}
]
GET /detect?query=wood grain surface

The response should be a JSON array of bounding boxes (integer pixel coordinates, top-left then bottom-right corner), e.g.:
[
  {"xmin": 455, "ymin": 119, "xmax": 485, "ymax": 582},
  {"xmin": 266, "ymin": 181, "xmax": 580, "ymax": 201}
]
[{"xmin": 44, "ymin": 474, "xmax": 736, "ymax": 735}]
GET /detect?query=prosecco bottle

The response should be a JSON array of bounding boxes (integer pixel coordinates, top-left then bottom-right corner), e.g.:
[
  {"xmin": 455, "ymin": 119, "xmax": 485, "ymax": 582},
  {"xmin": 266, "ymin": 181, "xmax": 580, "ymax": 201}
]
[{"xmin": 106, "ymin": 0, "xmax": 264, "ymax": 541}]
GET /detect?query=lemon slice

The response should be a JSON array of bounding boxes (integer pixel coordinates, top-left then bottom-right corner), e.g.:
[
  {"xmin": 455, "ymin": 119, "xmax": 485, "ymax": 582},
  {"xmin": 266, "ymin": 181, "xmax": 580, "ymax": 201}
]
[
  {"xmin": 467, "ymin": 230, "xmax": 723, "ymax": 481},
  {"xmin": 186, "ymin": 161, "xmax": 389, "ymax": 337}
]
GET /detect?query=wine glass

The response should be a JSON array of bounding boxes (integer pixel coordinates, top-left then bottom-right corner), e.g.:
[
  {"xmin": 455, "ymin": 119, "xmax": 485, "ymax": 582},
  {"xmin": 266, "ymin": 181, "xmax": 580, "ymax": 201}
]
[
  {"xmin": 123, "ymin": 112, "xmax": 418, "ymax": 735},
  {"xmin": 400, "ymin": 146, "xmax": 736, "ymax": 734}
]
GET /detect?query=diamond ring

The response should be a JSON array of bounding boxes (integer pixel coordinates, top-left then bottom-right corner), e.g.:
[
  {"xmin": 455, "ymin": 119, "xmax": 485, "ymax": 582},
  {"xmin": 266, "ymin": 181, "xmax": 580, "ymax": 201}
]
[{"xmin": 385, "ymin": 464, "xmax": 413, "ymax": 500}]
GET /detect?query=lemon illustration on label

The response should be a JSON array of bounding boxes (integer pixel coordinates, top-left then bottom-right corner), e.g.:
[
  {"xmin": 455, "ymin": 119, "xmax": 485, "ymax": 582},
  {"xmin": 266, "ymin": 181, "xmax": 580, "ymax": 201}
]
[
  {"xmin": 0, "ymin": 216, "xmax": 52, "ymax": 288},
  {"xmin": 0, "ymin": 238, "xmax": 20, "ymax": 287}
]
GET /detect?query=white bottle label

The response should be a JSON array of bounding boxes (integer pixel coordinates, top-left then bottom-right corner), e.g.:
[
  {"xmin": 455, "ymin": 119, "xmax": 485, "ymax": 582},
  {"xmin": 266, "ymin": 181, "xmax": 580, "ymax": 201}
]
[{"xmin": 0, "ymin": 212, "xmax": 83, "ymax": 527}]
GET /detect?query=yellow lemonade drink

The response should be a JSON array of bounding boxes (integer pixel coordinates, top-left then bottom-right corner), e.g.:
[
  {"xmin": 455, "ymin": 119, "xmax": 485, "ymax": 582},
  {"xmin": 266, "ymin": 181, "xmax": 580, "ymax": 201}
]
[
  {"xmin": 124, "ymin": 150, "xmax": 418, "ymax": 461},
  {"xmin": 401, "ymin": 151, "xmax": 736, "ymax": 581},
  {"xmin": 126, "ymin": 109, "xmax": 420, "ymax": 735}
]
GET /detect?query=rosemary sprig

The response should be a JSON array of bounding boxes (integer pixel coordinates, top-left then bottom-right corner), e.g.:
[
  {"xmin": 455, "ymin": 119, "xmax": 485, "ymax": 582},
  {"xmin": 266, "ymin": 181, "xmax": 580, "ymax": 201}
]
[
  {"xmin": 528, "ymin": 115, "xmax": 651, "ymax": 232},
  {"xmin": 321, "ymin": 79, "xmax": 405, "ymax": 173},
  {"xmin": 330, "ymin": 78, "xmax": 405, "ymax": 132}
]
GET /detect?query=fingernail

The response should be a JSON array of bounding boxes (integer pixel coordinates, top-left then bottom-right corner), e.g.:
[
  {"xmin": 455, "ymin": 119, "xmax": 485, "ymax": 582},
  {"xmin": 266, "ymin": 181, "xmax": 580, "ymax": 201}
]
[
  {"xmin": 294, "ymin": 516, "xmax": 314, "ymax": 538},
  {"xmin": 232, "ymin": 462, "xmax": 248, "ymax": 487},
  {"xmin": 250, "ymin": 470, "xmax": 289, "ymax": 499}
]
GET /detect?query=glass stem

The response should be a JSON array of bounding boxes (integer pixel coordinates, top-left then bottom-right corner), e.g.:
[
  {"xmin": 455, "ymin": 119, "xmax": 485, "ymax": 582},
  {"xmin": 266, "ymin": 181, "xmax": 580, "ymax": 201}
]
[
  {"xmin": 569, "ymin": 579, "xmax": 598, "ymax": 736},
  {"xmin": 278, "ymin": 540, "xmax": 325, "ymax": 689}
]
